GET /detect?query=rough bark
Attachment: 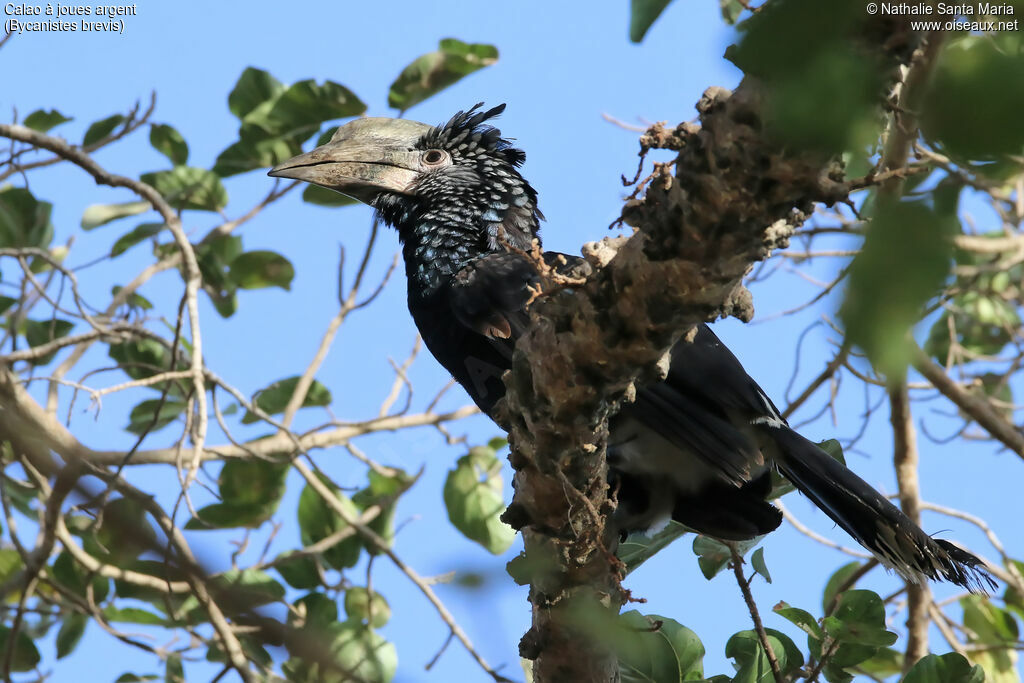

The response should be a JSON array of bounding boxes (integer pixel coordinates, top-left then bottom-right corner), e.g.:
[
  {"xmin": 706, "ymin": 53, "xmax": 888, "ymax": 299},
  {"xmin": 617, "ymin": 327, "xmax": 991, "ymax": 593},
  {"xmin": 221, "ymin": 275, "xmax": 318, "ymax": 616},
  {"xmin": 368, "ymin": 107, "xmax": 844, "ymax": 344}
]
[
  {"xmin": 496, "ymin": 17, "xmax": 945, "ymax": 676},
  {"xmin": 497, "ymin": 18, "xmax": 926, "ymax": 683}
]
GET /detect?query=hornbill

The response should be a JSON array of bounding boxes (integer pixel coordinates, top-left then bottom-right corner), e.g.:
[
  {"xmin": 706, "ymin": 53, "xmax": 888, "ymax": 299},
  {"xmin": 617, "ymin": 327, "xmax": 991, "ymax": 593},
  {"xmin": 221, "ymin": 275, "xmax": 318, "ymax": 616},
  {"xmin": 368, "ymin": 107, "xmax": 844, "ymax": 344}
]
[{"xmin": 270, "ymin": 103, "xmax": 993, "ymax": 591}]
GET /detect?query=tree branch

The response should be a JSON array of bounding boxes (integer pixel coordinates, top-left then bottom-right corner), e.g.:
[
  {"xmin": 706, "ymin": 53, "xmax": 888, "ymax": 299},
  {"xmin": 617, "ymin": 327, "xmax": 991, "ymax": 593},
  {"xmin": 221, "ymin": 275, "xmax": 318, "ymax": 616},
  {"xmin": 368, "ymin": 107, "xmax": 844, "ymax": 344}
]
[
  {"xmin": 502, "ymin": 79, "xmax": 852, "ymax": 682},
  {"xmin": 912, "ymin": 345, "xmax": 1024, "ymax": 458},
  {"xmin": 889, "ymin": 381, "xmax": 931, "ymax": 672}
]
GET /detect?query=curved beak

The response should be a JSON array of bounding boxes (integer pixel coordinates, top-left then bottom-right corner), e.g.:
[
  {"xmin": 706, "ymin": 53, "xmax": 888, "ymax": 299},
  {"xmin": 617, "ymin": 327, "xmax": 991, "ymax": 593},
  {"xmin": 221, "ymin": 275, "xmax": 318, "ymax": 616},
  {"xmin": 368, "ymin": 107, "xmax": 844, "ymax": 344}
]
[{"xmin": 268, "ymin": 117, "xmax": 433, "ymax": 205}]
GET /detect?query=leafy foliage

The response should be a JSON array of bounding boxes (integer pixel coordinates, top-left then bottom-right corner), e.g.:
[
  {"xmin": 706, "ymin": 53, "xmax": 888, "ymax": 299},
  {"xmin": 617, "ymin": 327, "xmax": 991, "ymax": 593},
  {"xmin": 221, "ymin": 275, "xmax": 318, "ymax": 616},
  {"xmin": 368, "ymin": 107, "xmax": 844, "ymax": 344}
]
[
  {"xmin": 841, "ymin": 194, "xmax": 959, "ymax": 377},
  {"xmin": 214, "ymin": 67, "xmax": 366, "ymax": 177},
  {"xmin": 921, "ymin": 37, "xmax": 1024, "ymax": 160},
  {"xmin": 22, "ymin": 108, "xmax": 72, "ymax": 133},
  {"xmin": 629, "ymin": 0, "xmax": 675, "ymax": 42},
  {"xmin": 615, "ymin": 610, "xmax": 705, "ymax": 682},
  {"xmin": 0, "ymin": 186, "xmax": 54, "ymax": 248},
  {"xmin": 387, "ymin": 39, "xmax": 498, "ymax": 112},
  {"xmin": 443, "ymin": 440, "xmax": 515, "ymax": 554}
]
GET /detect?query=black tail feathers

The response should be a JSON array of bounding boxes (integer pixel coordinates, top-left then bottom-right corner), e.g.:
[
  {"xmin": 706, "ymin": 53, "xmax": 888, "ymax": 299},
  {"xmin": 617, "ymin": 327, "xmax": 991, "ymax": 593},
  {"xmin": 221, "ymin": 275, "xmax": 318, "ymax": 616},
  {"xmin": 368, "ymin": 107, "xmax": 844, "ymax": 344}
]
[{"xmin": 767, "ymin": 426, "xmax": 995, "ymax": 593}]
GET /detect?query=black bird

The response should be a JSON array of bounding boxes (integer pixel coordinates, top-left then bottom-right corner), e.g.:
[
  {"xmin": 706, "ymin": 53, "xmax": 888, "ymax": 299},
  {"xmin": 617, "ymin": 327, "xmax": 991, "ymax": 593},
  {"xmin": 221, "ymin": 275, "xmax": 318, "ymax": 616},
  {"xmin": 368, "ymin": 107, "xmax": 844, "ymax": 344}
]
[{"xmin": 270, "ymin": 104, "xmax": 993, "ymax": 591}]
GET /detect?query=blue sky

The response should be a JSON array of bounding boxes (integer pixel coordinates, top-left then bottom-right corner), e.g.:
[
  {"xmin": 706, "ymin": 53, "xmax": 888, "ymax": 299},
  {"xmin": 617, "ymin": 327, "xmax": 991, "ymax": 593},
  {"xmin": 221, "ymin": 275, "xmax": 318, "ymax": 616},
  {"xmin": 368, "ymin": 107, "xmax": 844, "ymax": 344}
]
[{"xmin": 3, "ymin": 1, "xmax": 1021, "ymax": 681}]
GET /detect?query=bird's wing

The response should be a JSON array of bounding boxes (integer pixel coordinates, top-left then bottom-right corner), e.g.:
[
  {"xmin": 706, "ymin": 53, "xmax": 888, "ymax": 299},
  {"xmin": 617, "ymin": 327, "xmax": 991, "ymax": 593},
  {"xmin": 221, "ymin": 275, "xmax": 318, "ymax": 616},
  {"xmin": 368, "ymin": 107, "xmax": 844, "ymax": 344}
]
[
  {"xmin": 622, "ymin": 324, "xmax": 785, "ymax": 487},
  {"xmin": 447, "ymin": 250, "xmax": 779, "ymax": 487},
  {"xmin": 448, "ymin": 250, "xmax": 586, "ymax": 336},
  {"xmin": 448, "ymin": 251, "xmax": 542, "ymax": 340}
]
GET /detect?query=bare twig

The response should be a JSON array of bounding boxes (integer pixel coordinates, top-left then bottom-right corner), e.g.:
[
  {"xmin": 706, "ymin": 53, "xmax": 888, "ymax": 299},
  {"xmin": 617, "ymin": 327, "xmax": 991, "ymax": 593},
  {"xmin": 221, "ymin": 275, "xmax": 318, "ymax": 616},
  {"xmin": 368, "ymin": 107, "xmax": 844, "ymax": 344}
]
[
  {"xmin": 728, "ymin": 543, "xmax": 783, "ymax": 683},
  {"xmin": 292, "ymin": 458, "xmax": 514, "ymax": 683}
]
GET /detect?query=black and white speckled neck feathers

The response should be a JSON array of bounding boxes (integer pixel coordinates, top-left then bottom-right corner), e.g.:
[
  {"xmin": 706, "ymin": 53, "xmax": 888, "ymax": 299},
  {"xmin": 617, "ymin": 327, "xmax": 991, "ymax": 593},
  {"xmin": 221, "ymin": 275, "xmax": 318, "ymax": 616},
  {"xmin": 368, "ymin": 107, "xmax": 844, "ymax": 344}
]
[{"xmin": 372, "ymin": 104, "xmax": 542, "ymax": 302}]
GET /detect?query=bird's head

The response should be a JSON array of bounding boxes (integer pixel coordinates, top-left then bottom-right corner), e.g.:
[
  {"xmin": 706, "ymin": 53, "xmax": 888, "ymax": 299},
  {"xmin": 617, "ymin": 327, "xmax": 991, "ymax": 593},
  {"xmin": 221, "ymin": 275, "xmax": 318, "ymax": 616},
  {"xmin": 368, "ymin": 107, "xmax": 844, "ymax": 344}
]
[{"xmin": 269, "ymin": 103, "xmax": 541, "ymax": 251}]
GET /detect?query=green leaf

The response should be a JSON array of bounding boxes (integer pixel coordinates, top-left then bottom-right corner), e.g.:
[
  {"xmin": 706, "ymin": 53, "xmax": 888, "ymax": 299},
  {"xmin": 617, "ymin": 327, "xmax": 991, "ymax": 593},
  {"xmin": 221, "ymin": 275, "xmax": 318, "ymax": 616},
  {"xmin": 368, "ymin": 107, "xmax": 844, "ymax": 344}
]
[
  {"xmin": 94, "ymin": 497, "xmax": 158, "ymax": 563},
  {"xmin": 351, "ymin": 469, "xmax": 413, "ymax": 555},
  {"xmin": 773, "ymin": 602, "xmax": 823, "ymax": 640},
  {"xmin": 187, "ymin": 458, "xmax": 289, "ymax": 529},
  {"xmin": 720, "ymin": 0, "xmax": 744, "ymax": 24},
  {"xmin": 292, "ymin": 592, "xmax": 338, "ymax": 630},
  {"xmin": 115, "ymin": 674, "xmax": 159, "ymax": 682},
  {"xmin": 388, "ymin": 39, "xmax": 498, "ymax": 111},
  {"xmin": 922, "ymin": 37, "xmax": 1024, "ymax": 160},
  {"xmin": 242, "ymin": 375, "xmax": 332, "ymax": 424},
  {"xmin": 443, "ymin": 445, "xmax": 515, "ymax": 554},
  {"xmin": 857, "ymin": 647, "xmax": 907, "ymax": 679},
  {"xmin": 165, "ymin": 653, "xmax": 184, "ymax": 683},
  {"xmin": 1, "ymin": 476, "xmax": 36, "ymax": 518},
  {"xmin": 616, "ymin": 610, "xmax": 705, "ymax": 683},
  {"xmin": 274, "ymin": 551, "xmax": 320, "ymax": 590},
  {"xmin": 109, "ymin": 338, "xmax": 183, "ymax": 386},
  {"xmin": 925, "ymin": 293, "xmax": 1020, "ymax": 362},
  {"xmin": 81, "ymin": 200, "xmax": 150, "ymax": 230},
  {"xmin": 149, "ymin": 124, "xmax": 189, "ymax": 165},
  {"xmin": 726, "ymin": 629, "xmax": 804, "ymax": 683},
  {"xmin": 629, "ymin": 0, "xmax": 674, "ymax": 42},
  {"xmin": 220, "ymin": 458, "xmax": 289, "ymax": 505},
  {"xmin": 969, "ymin": 649, "xmax": 1017, "ymax": 683},
  {"xmin": 24, "ymin": 318, "xmax": 74, "ymax": 365},
  {"xmin": 126, "ymin": 398, "xmax": 187, "ymax": 435},
  {"xmin": 215, "ymin": 568, "xmax": 286, "ymax": 606},
  {"xmin": 284, "ymin": 619, "xmax": 397, "ymax": 683},
  {"xmin": 0, "ymin": 626, "xmax": 41, "ymax": 672},
  {"xmin": 206, "ymin": 636, "xmax": 272, "ymax": 668},
  {"xmin": 962, "ymin": 595, "xmax": 1019, "ymax": 645},
  {"xmin": 961, "ymin": 595, "xmax": 1019, "ymax": 683},
  {"xmin": 302, "ymin": 183, "xmax": 358, "ymax": 207},
  {"xmin": 618, "ymin": 521, "xmax": 688, "ymax": 575},
  {"xmin": 111, "ymin": 285, "xmax": 153, "ymax": 312},
  {"xmin": 841, "ymin": 196, "xmax": 959, "ymax": 377},
  {"xmin": 216, "ymin": 74, "xmax": 365, "ymax": 177},
  {"xmin": 83, "ymin": 114, "xmax": 125, "ymax": 145},
  {"xmin": 212, "ymin": 134, "xmax": 301, "ymax": 178},
  {"xmin": 751, "ymin": 547, "xmax": 771, "ymax": 584},
  {"xmin": 178, "ymin": 569, "xmax": 284, "ymax": 620},
  {"xmin": 111, "ymin": 560, "xmax": 189, "ymax": 614},
  {"xmin": 1005, "ymin": 560, "xmax": 1024, "ymax": 617},
  {"xmin": 56, "ymin": 612, "xmax": 88, "ymax": 658},
  {"xmin": 195, "ymin": 233, "xmax": 242, "ymax": 317},
  {"xmin": 344, "ymin": 587, "xmax": 391, "ymax": 628},
  {"xmin": 111, "ymin": 222, "xmax": 163, "ymax": 257},
  {"xmin": 140, "ymin": 167, "xmax": 228, "ymax": 212},
  {"xmin": 904, "ymin": 653, "xmax": 986, "ymax": 683},
  {"xmin": 229, "ymin": 250, "xmax": 295, "ymax": 290},
  {"xmin": 298, "ymin": 476, "xmax": 363, "ymax": 570},
  {"xmin": 50, "ymin": 551, "xmax": 109, "ymax": 603},
  {"xmin": 102, "ymin": 606, "xmax": 168, "ymax": 626},
  {"xmin": 184, "ymin": 502, "xmax": 270, "ymax": 530},
  {"xmin": 23, "ymin": 109, "xmax": 72, "ymax": 133},
  {"xmin": 823, "ymin": 561, "xmax": 863, "ymax": 614},
  {"xmin": 0, "ymin": 549, "xmax": 23, "ymax": 597},
  {"xmin": 692, "ymin": 535, "xmax": 761, "ymax": 580},
  {"xmin": 0, "ymin": 296, "xmax": 17, "ymax": 316},
  {"xmin": 262, "ymin": 79, "xmax": 366, "ymax": 133},
  {"xmin": 228, "ymin": 67, "xmax": 286, "ymax": 119},
  {"xmin": 823, "ymin": 590, "xmax": 898, "ymax": 647},
  {"xmin": 729, "ymin": 0, "xmax": 881, "ymax": 152},
  {"xmin": 0, "ymin": 186, "xmax": 54, "ymax": 249}
]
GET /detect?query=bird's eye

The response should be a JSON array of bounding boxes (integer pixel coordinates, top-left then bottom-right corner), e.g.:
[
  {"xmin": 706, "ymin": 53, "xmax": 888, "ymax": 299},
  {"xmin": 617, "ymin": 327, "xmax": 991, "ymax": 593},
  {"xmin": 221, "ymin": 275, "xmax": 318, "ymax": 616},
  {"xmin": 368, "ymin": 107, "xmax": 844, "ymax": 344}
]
[{"xmin": 422, "ymin": 149, "xmax": 447, "ymax": 165}]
